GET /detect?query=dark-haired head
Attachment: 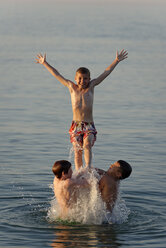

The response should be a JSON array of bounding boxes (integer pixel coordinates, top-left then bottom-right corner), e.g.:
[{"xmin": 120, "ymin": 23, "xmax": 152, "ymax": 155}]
[
  {"xmin": 52, "ymin": 160, "xmax": 72, "ymax": 179},
  {"xmin": 118, "ymin": 160, "xmax": 132, "ymax": 180}
]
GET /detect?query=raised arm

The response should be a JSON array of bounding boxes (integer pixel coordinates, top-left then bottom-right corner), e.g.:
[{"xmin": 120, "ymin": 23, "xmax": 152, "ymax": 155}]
[
  {"xmin": 35, "ymin": 53, "xmax": 71, "ymax": 87},
  {"xmin": 91, "ymin": 49, "xmax": 128, "ymax": 87}
]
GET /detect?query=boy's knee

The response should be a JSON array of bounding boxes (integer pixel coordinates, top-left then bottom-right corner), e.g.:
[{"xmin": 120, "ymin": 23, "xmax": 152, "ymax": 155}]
[
  {"xmin": 73, "ymin": 142, "xmax": 83, "ymax": 151},
  {"xmin": 83, "ymin": 139, "xmax": 93, "ymax": 150},
  {"xmin": 84, "ymin": 135, "xmax": 95, "ymax": 148},
  {"xmin": 84, "ymin": 144, "xmax": 91, "ymax": 151}
]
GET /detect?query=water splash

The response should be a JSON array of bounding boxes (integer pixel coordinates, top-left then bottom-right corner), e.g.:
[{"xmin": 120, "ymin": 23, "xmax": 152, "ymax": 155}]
[
  {"xmin": 68, "ymin": 146, "xmax": 74, "ymax": 162},
  {"xmin": 47, "ymin": 169, "xmax": 130, "ymax": 225},
  {"xmin": 106, "ymin": 194, "xmax": 131, "ymax": 224}
]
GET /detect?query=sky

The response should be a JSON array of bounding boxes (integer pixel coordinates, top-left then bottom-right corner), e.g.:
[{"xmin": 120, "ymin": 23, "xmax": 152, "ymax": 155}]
[{"xmin": 1, "ymin": 0, "xmax": 166, "ymax": 3}]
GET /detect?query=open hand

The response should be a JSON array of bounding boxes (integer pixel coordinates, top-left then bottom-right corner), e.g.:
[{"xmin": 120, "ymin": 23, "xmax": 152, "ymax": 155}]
[
  {"xmin": 116, "ymin": 49, "xmax": 128, "ymax": 62},
  {"xmin": 35, "ymin": 53, "xmax": 46, "ymax": 64}
]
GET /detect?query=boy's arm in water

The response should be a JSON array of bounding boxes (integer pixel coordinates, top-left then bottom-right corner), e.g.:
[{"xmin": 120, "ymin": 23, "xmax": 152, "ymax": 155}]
[
  {"xmin": 91, "ymin": 49, "xmax": 128, "ymax": 87},
  {"xmin": 99, "ymin": 175, "xmax": 118, "ymax": 213},
  {"xmin": 35, "ymin": 53, "xmax": 73, "ymax": 87}
]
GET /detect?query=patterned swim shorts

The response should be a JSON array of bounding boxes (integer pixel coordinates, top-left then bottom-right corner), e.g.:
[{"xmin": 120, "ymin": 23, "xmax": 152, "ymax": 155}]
[{"xmin": 69, "ymin": 121, "xmax": 97, "ymax": 146}]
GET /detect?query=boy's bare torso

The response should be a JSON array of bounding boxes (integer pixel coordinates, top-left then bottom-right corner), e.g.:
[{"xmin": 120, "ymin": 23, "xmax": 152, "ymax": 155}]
[
  {"xmin": 53, "ymin": 177, "xmax": 75, "ymax": 217},
  {"xmin": 68, "ymin": 82, "xmax": 94, "ymax": 122}
]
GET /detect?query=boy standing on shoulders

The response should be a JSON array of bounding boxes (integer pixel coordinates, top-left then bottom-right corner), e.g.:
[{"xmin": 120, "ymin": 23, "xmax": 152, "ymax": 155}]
[{"xmin": 35, "ymin": 50, "xmax": 128, "ymax": 170}]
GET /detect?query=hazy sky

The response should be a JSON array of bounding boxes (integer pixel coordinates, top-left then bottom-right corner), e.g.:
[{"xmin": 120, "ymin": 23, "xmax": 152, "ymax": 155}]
[{"xmin": 1, "ymin": 0, "xmax": 166, "ymax": 3}]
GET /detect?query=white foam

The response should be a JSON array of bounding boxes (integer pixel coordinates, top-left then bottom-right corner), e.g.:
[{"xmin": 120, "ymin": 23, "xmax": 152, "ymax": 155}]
[
  {"xmin": 105, "ymin": 194, "xmax": 131, "ymax": 224},
  {"xmin": 68, "ymin": 146, "xmax": 74, "ymax": 162}
]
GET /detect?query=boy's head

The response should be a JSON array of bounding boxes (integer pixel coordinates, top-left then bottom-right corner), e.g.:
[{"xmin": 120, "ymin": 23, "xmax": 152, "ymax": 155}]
[
  {"xmin": 109, "ymin": 160, "xmax": 132, "ymax": 180},
  {"xmin": 118, "ymin": 160, "xmax": 132, "ymax": 180},
  {"xmin": 75, "ymin": 67, "xmax": 91, "ymax": 89},
  {"xmin": 76, "ymin": 67, "xmax": 90, "ymax": 77},
  {"xmin": 52, "ymin": 160, "xmax": 72, "ymax": 179}
]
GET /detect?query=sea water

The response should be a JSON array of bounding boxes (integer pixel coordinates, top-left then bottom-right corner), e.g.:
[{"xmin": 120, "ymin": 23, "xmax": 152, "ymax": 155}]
[{"xmin": 0, "ymin": 0, "xmax": 166, "ymax": 247}]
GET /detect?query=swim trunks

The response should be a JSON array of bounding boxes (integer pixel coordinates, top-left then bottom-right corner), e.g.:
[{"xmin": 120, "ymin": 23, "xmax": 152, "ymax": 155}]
[{"xmin": 69, "ymin": 121, "xmax": 97, "ymax": 146}]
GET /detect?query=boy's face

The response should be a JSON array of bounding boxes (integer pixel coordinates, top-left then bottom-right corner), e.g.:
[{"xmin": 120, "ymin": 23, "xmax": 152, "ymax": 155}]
[
  {"xmin": 108, "ymin": 162, "xmax": 122, "ymax": 179},
  {"xmin": 75, "ymin": 72, "xmax": 90, "ymax": 89}
]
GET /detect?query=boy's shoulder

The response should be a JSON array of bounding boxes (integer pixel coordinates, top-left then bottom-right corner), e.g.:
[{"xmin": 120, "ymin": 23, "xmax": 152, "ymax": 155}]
[
  {"xmin": 99, "ymin": 172, "xmax": 114, "ymax": 187},
  {"xmin": 67, "ymin": 81, "xmax": 77, "ymax": 90},
  {"xmin": 63, "ymin": 178, "xmax": 75, "ymax": 188}
]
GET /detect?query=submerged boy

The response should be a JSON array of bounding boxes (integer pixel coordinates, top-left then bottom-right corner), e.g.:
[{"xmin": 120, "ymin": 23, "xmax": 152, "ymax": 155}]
[{"xmin": 35, "ymin": 50, "xmax": 128, "ymax": 170}]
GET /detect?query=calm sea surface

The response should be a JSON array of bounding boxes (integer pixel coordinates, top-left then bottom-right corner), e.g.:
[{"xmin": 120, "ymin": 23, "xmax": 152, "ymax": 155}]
[{"xmin": 0, "ymin": 0, "xmax": 166, "ymax": 247}]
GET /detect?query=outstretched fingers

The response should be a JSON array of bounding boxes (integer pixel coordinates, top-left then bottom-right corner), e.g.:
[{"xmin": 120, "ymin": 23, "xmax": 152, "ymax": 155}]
[
  {"xmin": 121, "ymin": 49, "xmax": 128, "ymax": 59},
  {"xmin": 35, "ymin": 53, "xmax": 46, "ymax": 64},
  {"xmin": 117, "ymin": 49, "xmax": 128, "ymax": 61}
]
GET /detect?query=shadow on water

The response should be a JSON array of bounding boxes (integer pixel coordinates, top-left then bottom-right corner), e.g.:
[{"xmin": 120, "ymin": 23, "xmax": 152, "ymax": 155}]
[{"xmin": 49, "ymin": 223, "xmax": 123, "ymax": 248}]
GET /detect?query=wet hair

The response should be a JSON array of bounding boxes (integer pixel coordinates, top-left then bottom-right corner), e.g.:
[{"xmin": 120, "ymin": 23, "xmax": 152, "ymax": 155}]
[
  {"xmin": 52, "ymin": 160, "xmax": 72, "ymax": 179},
  {"xmin": 76, "ymin": 67, "xmax": 90, "ymax": 77},
  {"xmin": 118, "ymin": 160, "xmax": 132, "ymax": 180}
]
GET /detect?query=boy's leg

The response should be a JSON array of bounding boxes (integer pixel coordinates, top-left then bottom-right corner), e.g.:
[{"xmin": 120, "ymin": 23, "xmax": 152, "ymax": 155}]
[
  {"xmin": 69, "ymin": 121, "xmax": 83, "ymax": 170},
  {"xmin": 83, "ymin": 134, "xmax": 95, "ymax": 168},
  {"xmin": 73, "ymin": 142, "xmax": 83, "ymax": 170}
]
